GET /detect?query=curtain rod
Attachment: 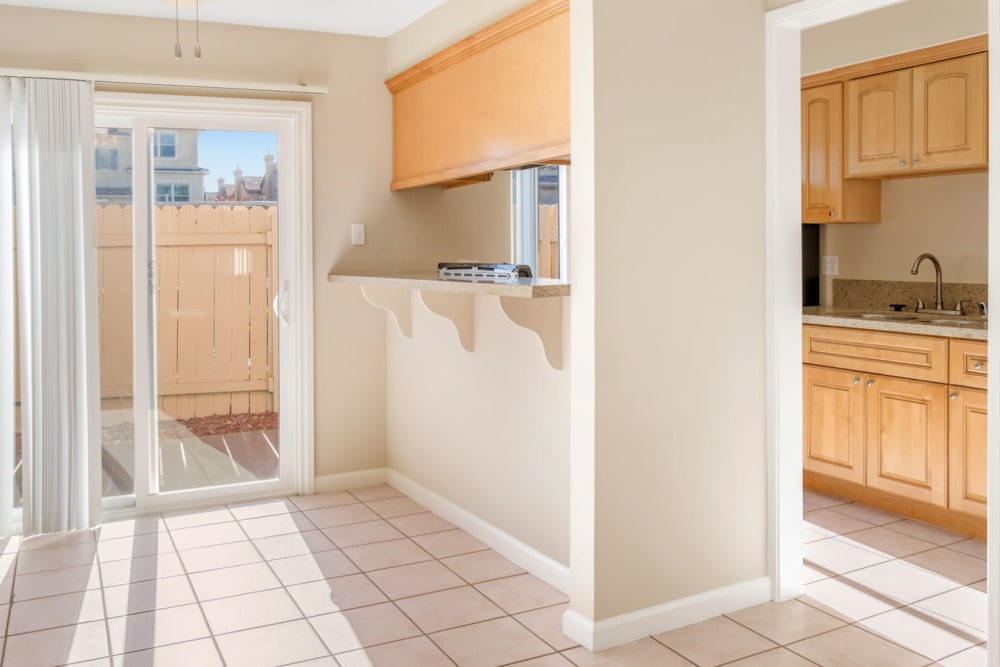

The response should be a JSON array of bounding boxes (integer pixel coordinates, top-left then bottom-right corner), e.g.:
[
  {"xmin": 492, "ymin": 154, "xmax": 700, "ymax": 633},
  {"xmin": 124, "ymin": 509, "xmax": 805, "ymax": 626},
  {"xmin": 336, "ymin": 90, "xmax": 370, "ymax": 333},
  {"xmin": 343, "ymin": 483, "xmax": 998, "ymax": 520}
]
[{"xmin": 0, "ymin": 68, "xmax": 327, "ymax": 95}]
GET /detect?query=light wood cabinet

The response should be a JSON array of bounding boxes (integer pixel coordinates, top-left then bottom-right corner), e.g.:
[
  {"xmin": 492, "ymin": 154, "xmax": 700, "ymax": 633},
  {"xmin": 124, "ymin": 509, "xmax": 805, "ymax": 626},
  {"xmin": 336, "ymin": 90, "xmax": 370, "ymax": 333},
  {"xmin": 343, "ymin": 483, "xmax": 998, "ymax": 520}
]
[
  {"xmin": 802, "ymin": 324, "xmax": 949, "ymax": 383},
  {"xmin": 846, "ymin": 53, "xmax": 987, "ymax": 177},
  {"xmin": 801, "ymin": 83, "xmax": 880, "ymax": 223},
  {"xmin": 865, "ymin": 374, "xmax": 948, "ymax": 507},
  {"xmin": 948, "ymin": 388, "xmax": 988, "ymax": 518},
  {"xmin": 803, "ymin": 365, "xmax": 865, "ymax": 484}
]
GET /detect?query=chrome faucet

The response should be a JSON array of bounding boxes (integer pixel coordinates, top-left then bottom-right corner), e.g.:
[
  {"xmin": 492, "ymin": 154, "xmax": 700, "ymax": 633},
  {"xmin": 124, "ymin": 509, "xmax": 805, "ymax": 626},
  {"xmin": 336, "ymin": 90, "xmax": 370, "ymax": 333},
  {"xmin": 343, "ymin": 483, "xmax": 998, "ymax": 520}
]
[{"xmin": 909, "ymin": 253, "xmax": 963, "ymax": 315}]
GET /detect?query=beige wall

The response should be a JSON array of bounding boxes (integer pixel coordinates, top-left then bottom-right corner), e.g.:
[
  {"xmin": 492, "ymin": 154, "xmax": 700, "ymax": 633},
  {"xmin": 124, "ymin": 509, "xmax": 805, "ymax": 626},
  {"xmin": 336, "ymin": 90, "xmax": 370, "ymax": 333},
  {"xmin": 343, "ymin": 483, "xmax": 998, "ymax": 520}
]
[{"xmin": 574, "ymin": 0, "xmax": 768, "ymax": 620}]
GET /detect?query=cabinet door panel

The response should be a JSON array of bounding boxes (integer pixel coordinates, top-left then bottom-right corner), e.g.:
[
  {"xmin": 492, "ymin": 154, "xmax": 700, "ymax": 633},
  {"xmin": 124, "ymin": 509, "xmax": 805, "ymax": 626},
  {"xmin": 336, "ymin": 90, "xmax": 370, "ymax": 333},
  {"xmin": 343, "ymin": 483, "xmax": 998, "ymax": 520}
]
[
  {"xmin": 847, "ymin": 69, "xmax": 911, "ymax": 176},
  {"xmin": 948, "ymin": 388, "xmax": 987, "ymax": 518},
  {"xmin": 912, "ymin": 53, "xmax": 987, "ymax": 172},
  {"xmin": 865, "ymin": 376, "xmax": 948, "ymax": 507},
  {"xmin": 803, "ymin": 365, "xmax": 865, "ymax": 484},
  {"xmin": 802, "ymin": 84, "xmax": 844, "ymax": 223}
]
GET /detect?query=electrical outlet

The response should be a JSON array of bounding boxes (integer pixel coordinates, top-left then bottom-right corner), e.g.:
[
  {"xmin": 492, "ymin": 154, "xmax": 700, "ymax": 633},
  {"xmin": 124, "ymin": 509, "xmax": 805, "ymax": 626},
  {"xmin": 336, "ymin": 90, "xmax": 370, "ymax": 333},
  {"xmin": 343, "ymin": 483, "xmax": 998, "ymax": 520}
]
[
  {"xmin": 351, "ymin": 223, "xmax": 366, "ymax": 246},
  {"xmin": 821, "ymin": 255, "xmax": 838, "ymax": 276}
]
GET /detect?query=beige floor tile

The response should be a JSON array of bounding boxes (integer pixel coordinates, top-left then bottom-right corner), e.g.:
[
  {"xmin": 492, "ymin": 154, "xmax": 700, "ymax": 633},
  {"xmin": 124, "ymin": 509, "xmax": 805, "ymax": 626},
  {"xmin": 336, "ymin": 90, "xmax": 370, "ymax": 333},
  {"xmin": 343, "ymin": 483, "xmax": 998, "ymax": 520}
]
[
  {"xmin": 286, "ymin": 659, "xmax": 338, "ymax": 667},
  {"xmin": 562, "ymin": 637, "xmax": 691, "ymax": 666},
  {"xmin": 947, "ymin": 538, "xmax": 987, "ymax": 560},
  {"xmin": 654, "ymin": 615, "xmax": 777, "ymax": 666},
  {"xmin": 802, "ymin": 489, "xmax": 850, "ymax": 512},
  {"xmin": 102, "ymin": 575, "xmax": 196, "ymax": 618},
  {"xmin": 20, "ymin": 529, "xmax": 95, "ymax": 552},
  {"xmin": 913, "ymin": 587, "xmax": 988, "ymax": 634},
  {"xmin": 802, "ymin": 563, "xmax": 831, "ymax": 584},
  {"xmin": 163, "ymin": 508, "xmax": 234, "ymax": 530},
  {"xmin": 347, "ymin": 484, "xmax": 405, "ymax": 502},
  {"xmin": 286, "ymin": 574, "xmax": 388, "ymax": 615},
  {"xmin": 335, "ymin": 635, "xmax": 454, "ymax": 667},
  {"xmin": 178, "ymin": 540, "xmax": 263, "ymax": 573},
  {"xmin": 476, "ymin": 574, "xmax": 569, "ymax": 615},
  {"xmin": 168, "ymin": 521, "xmax": 247, "ymax": 551},
  {"xmin": 99, "ymin": 552, "xmax": 186, "ymax": 587},
  {"xmin": 227, "ymin": 498, "xmax": 300, "ymax": 520},
  {"xmin": 801, "ymin": 525, "xmax": 829, "ymax": 544},
  {"xmin": 304, "ymin": 503, "xmax": 381, "ymax": 529},
  {"xmin": 16, "ymin": 542, "xmax": 98, "ymax": 574},
  {"xmin": 8, "ymin": 589, "xmax": 105, "ymax": 635},
  {"xmin": 366, "ymin": 560, "xmax": 466, "ymax": 599},
  {"xmin": 188, "ymin": 561, "xmax": 282, "ymax": 600},
  {"xmin": 289, "ymin": 491, "xmax": 359, "ymax": 511},
  {"xmin": 509, "ymin": 655, "xmax": 574, "ymax": 666},
  {"xmin": 387, "ymin": 512, "xmax": 457, "ymax": 537},
  {"xmin": 269, "ymin": 550, "xmax": 361, "ymax": 586},
  {"xmin": 238, "ymin": 511, "xmax": 316, "ymax": 539},
  {"xmin": 111, "ymin": 638, "xmax": 224, "ymax": 667},
  {"xmin": 13, "ymin": 562, "xmax": 101, "ymax": 600},
  {"xmin": 215, "ymin": 619, "xmax": 330, "ymax": 667},
  {"xmin": 441, "ymin": 549, "xmax": 527, "ymax": 584},
  {"xmin": 886, "ymin": 519, "xmax": 967, "ymax": 546},
  {"xmin": 431, "ymin": 616, "xmax": 553, "ymax": 667},
  {"xmin": 342, "ymin": 538, "xmax": 433, "ymax": 572},
  {"xmin": 4, "ymin": 620, "xmax": 109, "ymax": 666},
  {"xmin": 788, "ymin": 625, "xmax": 928, "ymax": 667},
  {"xmin": 309, "ymin": 602, "xmax": 421, "ymax": 653},
  {"xmin": 836, "ymin": 526, "xmax": 937, "ymax": 558},
  {"xmin": 859, "ymin": 607, "xmax": 981, "ymax": 661},
  {"xmin": 97, "ymin": 533, "xmax": 175, "ymax": 563},
  {"xmin": 828, "ymin": 502, "xmax": 905, "ymax": 526},
  {"xmin": 514, "ymin": 602, "xmax": 577, "ymax": 650},
  {"xmin": 412, "ymin": 529, "xmax": 488, "ymax": 558},
  {"xmin": 322, "ymin": 520, "xmax": 405, "ymax": 548},
  {"xmin": 971, "ymin": 579, "xmax": 987, "ymax": 592},
  {"xmin": 803, "ymin": 508, "xmax": 874, "ymax": 536},
  {"xmin": 726, "ymin": 599, "xmax": 844, "ymax": 645},
  {"xmin": 364, "ymin": 497, "xmax": 427, "ymax": 519},
  {"xmin": 904, "ymin": 547, "xmax": 987, "ymax": 585},
  {"xmin": 67, "ymin": 658, "xmax": 111, "ymax": 667},
  {"xmin": 253, "ymin": 529, "xmax": 337, "ymax": 560},
  {"xmin": 395, "ymin": 586, "xmax": 505, "ymax": 633},
  {"xmin": 802, "ymin": 536, "xmax": 889, "ymax": 575},
  {"xmin": 937, "ymin": 644, "xmax": 988, "ymax": 667},
  {"xmin": 106, "ymin": 603, "xmax": 210, "ymax": 654},
  {"xmin": 96, "ymin": 517, "xmax": 167, "ymax": 542},
  {"xmin": 201, "ymin": 587, "xmax": 303, "ymax": 635},
  {"xmin": 842, "ymin": 559, "xmax": 961, "ymax": 604},
  {"xmin": 800, "ymin": 576, "xmax": 903, "ymax": 622},
  {"xmin": 723, "ymin": 647, "xmax": 818, "ymax": 666}
]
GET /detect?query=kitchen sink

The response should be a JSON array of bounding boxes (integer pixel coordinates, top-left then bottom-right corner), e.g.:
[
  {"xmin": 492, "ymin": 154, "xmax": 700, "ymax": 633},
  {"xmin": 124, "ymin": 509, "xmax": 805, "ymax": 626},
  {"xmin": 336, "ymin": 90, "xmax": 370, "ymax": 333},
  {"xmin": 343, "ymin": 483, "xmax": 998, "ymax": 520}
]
[
  {"xmin": 856, "ymin": 313, "xmax": 917, "ymax": 321},
  {"xmin": 927, "ymin": 319, "xmax": 979, "ymax": 326}
]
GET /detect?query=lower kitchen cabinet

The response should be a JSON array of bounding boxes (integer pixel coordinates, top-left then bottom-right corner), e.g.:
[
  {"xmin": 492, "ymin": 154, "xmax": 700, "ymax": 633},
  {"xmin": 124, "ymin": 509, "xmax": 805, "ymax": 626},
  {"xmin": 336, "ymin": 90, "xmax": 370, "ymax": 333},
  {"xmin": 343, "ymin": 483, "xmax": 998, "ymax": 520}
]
[
  {"xmin": 864, "ymin": 375, "xmax": 948, "ymax": 508},
  {"xmin": 803, "ymin": 365, "xmax": 865, "ymax": 484},
  {"xmin": 948, "ymin": 387, "xmax": 988, "ymax": 518}
]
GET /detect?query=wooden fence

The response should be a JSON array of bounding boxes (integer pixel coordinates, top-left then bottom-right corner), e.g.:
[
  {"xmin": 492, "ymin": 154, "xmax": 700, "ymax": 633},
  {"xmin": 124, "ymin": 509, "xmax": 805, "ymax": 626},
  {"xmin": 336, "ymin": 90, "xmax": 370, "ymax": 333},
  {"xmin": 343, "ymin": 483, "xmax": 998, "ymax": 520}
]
[
  {"xmin": 97, "ymin": 203, "xmax": 277, "ymax": 419},
  {"xmin": 536, "ymin": 205, "xmax": 560, "ymax": 279}
]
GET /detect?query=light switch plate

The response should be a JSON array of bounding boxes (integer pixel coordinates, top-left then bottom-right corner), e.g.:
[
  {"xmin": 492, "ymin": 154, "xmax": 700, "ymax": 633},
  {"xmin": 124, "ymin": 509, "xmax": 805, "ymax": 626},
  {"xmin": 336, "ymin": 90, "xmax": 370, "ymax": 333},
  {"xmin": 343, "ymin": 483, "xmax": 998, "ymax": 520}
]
[
  {"xmin": 821, "ymin": 255, "xmax": 838, "ymax": 276},
  {"xmin": 351, "ymin": 223, "xmax": 366, "ymax": 246}
]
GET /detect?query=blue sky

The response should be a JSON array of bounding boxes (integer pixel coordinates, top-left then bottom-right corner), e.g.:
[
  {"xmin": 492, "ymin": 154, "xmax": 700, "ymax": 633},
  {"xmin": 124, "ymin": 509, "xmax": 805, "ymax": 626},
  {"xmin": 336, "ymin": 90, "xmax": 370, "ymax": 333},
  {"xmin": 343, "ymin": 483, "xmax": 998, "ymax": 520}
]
[{"xmin": 198, "ymin": 130, "xmax": 278, "ymax": 190}]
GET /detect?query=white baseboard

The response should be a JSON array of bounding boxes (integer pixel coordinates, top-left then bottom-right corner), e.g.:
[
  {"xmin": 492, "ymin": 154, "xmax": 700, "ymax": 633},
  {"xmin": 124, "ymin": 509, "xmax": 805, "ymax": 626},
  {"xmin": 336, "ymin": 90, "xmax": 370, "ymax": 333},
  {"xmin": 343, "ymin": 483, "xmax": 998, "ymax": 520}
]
[
  {"xmin": 386, "ymin": 470, "xmax": 570, "ymax": 594},
  {"xmin": 313, "ymin": 468, "xmax": 388, "ymax": 493},
  {"xmin": 563, "ymin": 576, "xmax": 771, "ymax": 651}
]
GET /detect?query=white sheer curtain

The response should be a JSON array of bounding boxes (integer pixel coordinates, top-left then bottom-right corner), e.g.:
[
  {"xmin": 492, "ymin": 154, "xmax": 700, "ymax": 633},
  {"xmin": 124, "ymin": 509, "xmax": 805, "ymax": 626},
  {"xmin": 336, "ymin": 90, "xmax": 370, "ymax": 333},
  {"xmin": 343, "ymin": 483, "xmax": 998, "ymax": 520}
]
[{"xmin": 0, "ymin": 77, "xmax": 100, "ymax": 537}]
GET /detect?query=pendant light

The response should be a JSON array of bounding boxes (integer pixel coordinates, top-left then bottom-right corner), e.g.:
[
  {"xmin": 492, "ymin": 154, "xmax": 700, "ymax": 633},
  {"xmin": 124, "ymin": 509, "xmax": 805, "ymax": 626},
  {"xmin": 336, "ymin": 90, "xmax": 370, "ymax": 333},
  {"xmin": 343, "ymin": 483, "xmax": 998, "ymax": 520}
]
[{"xmin": 174, "ymin": 0, "xmax": 182, "ymax": 59}]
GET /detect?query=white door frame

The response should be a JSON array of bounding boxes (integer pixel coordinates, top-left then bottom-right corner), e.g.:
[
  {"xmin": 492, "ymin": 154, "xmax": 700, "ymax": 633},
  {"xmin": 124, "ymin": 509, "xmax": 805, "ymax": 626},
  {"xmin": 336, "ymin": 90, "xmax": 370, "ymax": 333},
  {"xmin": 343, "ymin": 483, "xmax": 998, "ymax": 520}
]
[
  {"xmin": 94, "ymin": 93, "xmax": 314, "ymax": 511},
  {"xmin": 764, "ymin": 0, "xmax": 998, "ymax": 657}
]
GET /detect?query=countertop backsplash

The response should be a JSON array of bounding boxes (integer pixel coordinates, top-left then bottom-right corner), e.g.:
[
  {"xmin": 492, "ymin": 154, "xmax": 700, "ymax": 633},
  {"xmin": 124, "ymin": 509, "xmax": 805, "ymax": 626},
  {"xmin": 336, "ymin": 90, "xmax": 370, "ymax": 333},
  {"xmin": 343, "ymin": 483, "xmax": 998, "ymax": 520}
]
[{"xmin": 833, "ymin": 279, "xmax": 988, "ymax": 314}]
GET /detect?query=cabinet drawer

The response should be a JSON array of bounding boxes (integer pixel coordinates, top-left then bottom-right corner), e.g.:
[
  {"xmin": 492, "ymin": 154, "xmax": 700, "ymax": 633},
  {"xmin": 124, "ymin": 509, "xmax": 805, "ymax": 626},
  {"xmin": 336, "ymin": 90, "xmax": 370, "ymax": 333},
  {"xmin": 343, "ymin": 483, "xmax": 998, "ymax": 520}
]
[
  {"xmin": 803, "ymin": 325, "xmax": 948, "ymax": 383},
  {"xmin": 949, "ymin": 340, "xmax": 988, "ymax": 389}
]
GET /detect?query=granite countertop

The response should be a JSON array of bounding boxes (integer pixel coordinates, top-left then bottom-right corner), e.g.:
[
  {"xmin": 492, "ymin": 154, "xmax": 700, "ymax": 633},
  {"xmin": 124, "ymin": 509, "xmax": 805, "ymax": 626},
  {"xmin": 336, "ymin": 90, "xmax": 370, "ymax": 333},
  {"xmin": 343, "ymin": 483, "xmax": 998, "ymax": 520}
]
[
  {"xmin": 327, "ymin": 272, "xmax": 570, "ymax": 298},
  {"xmin": 803, "ymin": 305, "xmax": 987, "ymax": 341}
]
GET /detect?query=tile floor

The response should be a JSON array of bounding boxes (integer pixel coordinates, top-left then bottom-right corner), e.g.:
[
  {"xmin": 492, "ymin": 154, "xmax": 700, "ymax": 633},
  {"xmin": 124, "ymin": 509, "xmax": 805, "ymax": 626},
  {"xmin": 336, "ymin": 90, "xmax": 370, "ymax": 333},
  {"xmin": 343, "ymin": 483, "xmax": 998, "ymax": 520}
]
[{"xmin": 0, "ymin": 485, "xmax": 987, "ymax": 666}]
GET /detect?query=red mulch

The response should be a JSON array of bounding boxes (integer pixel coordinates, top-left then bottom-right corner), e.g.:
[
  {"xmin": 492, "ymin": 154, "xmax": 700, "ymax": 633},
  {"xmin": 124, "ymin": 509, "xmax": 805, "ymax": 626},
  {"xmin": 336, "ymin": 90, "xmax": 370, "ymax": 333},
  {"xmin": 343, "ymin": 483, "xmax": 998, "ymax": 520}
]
[{"xmin": 100, "ymin": 411, "xmax": 278, "ymax": 448}]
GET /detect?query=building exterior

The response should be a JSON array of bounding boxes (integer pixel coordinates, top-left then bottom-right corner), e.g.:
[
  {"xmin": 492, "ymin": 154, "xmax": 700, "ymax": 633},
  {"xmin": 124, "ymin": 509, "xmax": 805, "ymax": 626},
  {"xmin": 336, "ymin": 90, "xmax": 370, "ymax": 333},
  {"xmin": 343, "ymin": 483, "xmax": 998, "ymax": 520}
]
[
  {"xmin": 207, "ymin": 152, "xmax": 278, "ymax": 202},
  {"xmin": 95, "ymin": 128, "xmax": 209, "ymax": 203}
]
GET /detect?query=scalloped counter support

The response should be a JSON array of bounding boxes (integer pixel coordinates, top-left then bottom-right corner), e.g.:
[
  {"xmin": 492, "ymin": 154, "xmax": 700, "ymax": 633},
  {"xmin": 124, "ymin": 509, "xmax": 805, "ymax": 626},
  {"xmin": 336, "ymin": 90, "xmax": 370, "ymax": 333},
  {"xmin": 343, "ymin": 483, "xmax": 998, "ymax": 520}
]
[
  {"xmin": 498, "ymin": 295, "xmax": 563, "ymax": 370},
  {"xmin": 361, "ymin": 284, "xmax": 413, "ymax": 337},
  {"xmin": 419, "ymin": 290, "xmax": 475, "ymax": 352}
]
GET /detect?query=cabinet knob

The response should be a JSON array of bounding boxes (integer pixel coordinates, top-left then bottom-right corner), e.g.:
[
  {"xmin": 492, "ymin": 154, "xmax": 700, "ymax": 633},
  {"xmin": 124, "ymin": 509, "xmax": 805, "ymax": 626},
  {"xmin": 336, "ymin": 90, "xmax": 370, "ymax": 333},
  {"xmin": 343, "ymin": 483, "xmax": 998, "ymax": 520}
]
[
  {"xmin": 974, "ymin": 361, "xmax": 984, "ymax": 370},
  {"xmin": 912, "ymin": 158, "xmax": 921, "ymax": 165},
  {"xmin": 950, "ymin": 392, "xmax": 959, "ymax": 400},
  {"xmin": 898, "ymin": 160, "xmax": 907, "ymax": 167},
  {"xmin": 828, "ymin": 210, "xmax": 835, "ymax": 217},
  {"xmin": 866, "ymin": 379, "xmax": 874, "ymax": 387},
  {"xmin": 852, "ymin": 377, "xmax": 860, "ymax": 385}
]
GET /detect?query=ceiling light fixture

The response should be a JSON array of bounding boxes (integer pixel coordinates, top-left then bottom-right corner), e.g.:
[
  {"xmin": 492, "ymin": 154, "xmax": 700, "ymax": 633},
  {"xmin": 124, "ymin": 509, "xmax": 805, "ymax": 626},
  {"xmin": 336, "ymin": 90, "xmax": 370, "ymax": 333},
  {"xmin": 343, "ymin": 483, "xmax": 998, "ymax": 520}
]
[
  {"xmin": 174, "ymin": 0, "xmax": 182, "ymax": 59},
  {"xmin": 194, "ymin": 0, "xmax": 202, "ymax": 60}
]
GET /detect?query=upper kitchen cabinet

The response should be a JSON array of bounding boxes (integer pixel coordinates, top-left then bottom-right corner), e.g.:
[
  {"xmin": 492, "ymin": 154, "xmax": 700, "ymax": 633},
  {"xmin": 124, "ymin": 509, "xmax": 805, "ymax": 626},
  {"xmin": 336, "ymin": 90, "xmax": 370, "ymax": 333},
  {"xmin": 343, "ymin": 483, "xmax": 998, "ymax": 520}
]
[
  {"xmin": 801, "ymin": 82, "xmax": 880, "ymax": 223},
  {"xmin": 385, "ymin": 0, "xmax": 569, "ymax": 191},
  {"xmin": 846, "ymin": 52, "xmax": 987, "ymax": 177}
]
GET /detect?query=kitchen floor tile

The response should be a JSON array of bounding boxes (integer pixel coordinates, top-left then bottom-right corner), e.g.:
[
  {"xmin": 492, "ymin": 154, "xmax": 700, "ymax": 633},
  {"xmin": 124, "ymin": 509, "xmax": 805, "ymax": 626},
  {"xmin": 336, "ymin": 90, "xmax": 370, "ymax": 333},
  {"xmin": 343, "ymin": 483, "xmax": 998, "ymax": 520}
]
[
  {"xmin": 188, "ymin": 561, "xmax": 281, "ymax": 601},
  {"xmin": 801, "ymin": 525, "xmax": 829, "ymax": 544},
  {"xmin": 309, "ymin": 602, "xmax": 421, "ymax": 653},
  {"xmin": 321, "ymin": 519, "xmax": 405, "ymax": 548},
  {"xmin": 947, "ymin": 538, "xmax": 987, "ymax": 560},
  {"xmin": 723, "ymin": 647, "xmax": 818, "ymax": 666},
  {"xmin": 395, "ymin": 586, "xmax": 505, "ymax": 633},
  {"xmin": 162, "ymin": 508, "xmax": 233, "ymax": 530},
  {"xmin": 514, "ymin": 602, "xmax": 577, "ymax": 650},
  {"xmin": 441, "ymin": 549, "xmax": 527, "ymax": 583},
  {"xmin": 334, "ymin": 635, "xmax": 454, "ymax": 667},
  {"xmin": 13, "ymin": 562, "xmax": 101, "ymax": 600},
  {"xmin": 937, "ymin": 644, "xmax": 989, "ymax": 667},
  {"xmin": 201, "ymin": 587, "xmax": 303, "ymax": 635},
  {"xmin": 802, "ymin": 536, "xmax": 889, "ymax": 575},
  {"xmin": 653, "ymin": 615, "xmax": 777, "ymax": 666},
  {"xmin": 842, "ymin": 559, "xmax": 961, "ymax": 604},
  {"xmin": 971, "ymin": 579, "xmax": 988, "ymax": 592},
  {"xmin": 563, "ymin": 637, "xmax": 692, "ymax": 666},
  {"xmin": 802, "ymin": 508, "xmax": 874, "ymax": 536},
  {"xmin": 859, "ymin": 607, "xmax": 981, "ymax": 661},
  {"xmin": 110, "ymin": 638, "xmax": 224, "ymax": 667},
  {"xmin": 227, "ymin": 498, "xmax": 300, "ymax": 520},
  {"xmin": 341, "ymin": 538, "xmax": 432, "ymax": 572},
  {"xmin": 20, "ymin": 529, "xmax": 95, "ymax": 551},
  {"xmin": 304, "ymin": 503, "xmax": 380, "ymax": 529},
  {"xmin": 475, "ymin": 573, "xmax": 569, "ymax": 614},
  {"xmin": 903, "ymin": 547, "xmax": 988, "ymax": 585},
  {"xmin": 836, "ymin": 526, "xmax": 937, "ymax": 558},
  {"xmin": 252, "ymin": 529, "xmax": 337, "ymax": 560},
  {"xmin": 101, "ymin": 575, "xmax": 196, "ymax": 618},
  {"xmin": 364, "ymin": 496, "xmax": 427, "ymax": 519},
  {"xmin": 214, "ymin": 619, "xmax": 329, "ymax": 667},
  {"xmin": 3, "ymin": 620, "xmax": 109, "ymax": 666},
  {"xmin": 16, "ymin": 542, "xmax": 98, "ymax": 574},
  {"xmin": 347, "ymin": 484, "xmax": 405, "ymax": 502},
  {"xmin": 511, "ymin": 653, "xmax": 575, "ymax": 666},
  {"xmin": 912, "ymin": 586, "xmax": 988, "ymax": 633},
  {"xmin": 97, "ymin": 533, "xmax": 175, "ymax": 563},
  {"xmin": 800, "ymin": 576, "xmax": 903, "ymax": 622},
  {"xmin": 269, "ymin": 549, "xmax": 361, "ymax": 586},
  {"xmin": 787, "ymin": 625, "xmax": 928, "ymax": 667},
  {"xmin": 106, "ymin": 603, "xmax": 210, "ymax": 654},
  {"xmin": 98, "ymin": 552, "xmax": 186, "ymax": 587},
  {"xmin": 885, "ymin": 519, "xmax": 967, "ymax": 546},
  {"xmin": 387, "ymin": 511, "xmax": 457, "ymax": 536},
  {"xmin": 289, "ymin": 491, "xmax": 359, "ymax": 512},
  {"xmin": 286, "ymin": 574, "xmax": 388, "ymax": 615},
  {"xmin": 802, "ymin": 490, "xmax": 850, "ymax": 512},
  {"xmin": 237, "ymin": 512, "xmax": 315, "ymax": 539},
  {"xmin": 802, "ymin": 562, "xmax": 832, "ymax": 584},
  {"xmin": 168, "ymin": 521, "xmax": 247, "ymax": 551},
  {"xmin": 412, "ymin": 529, "xmax": 488, "ymax": 558},
  {"xmin": 96, "ymin": 517, "xmax": 167, "ymax": 542},
  {"xmin": 828, "ymin": 502, "xmax": 906, "ymax": 526},
  {"xmin": 365, "ymin": 560, "xmax": 466, "ymax": 599},
  {"xmin": 431, "ymin": 616, "xmax": 553, "ymax": 667},
  {"xmin": 178, "ymin": 540, "xmax": 263, "ymax": 573},
  {"xmin": 8, "ymin": 589, "xmax": 105, "ymax": 635},
  {"xmin": 725, "ymin": 599, "xmax": 844, "ymax": 645}
]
